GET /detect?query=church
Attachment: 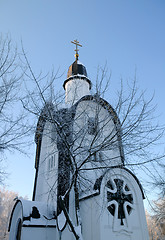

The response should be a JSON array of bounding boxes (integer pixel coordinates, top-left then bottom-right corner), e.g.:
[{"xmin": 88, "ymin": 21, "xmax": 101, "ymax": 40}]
[{"xmin": 8, "ymin": 40, "xmax": 149, "ymax": 240}]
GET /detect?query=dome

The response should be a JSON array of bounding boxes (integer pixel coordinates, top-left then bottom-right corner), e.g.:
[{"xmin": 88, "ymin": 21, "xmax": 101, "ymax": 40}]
[
  {"xmin": 67, "ymin": 60, "xmax": 88, "ymax": 78},
  {"xmin": 63, "ymin": 60, "xmax": 92, "ymax": 90}
]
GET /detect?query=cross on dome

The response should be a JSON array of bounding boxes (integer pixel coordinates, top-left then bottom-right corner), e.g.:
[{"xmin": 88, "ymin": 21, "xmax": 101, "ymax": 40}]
[{"xmin": 71, "ymin": 39, "xmax": 82, "ymax": 60}]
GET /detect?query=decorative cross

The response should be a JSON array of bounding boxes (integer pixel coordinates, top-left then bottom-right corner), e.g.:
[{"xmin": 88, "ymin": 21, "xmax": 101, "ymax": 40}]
[
  {"xmin": 106, "ymin": 178, "xmax": 133, "ymax": 225},
  {"xmin": 71, "ymin": 39, "xmax": 82, "ymax": 60}
]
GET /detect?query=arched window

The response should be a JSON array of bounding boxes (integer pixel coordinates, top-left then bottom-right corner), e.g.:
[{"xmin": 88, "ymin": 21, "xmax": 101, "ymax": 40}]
[
  {"xmin": 87, "ymin": 117, "xmax": 98, "ymax": 135},
  {"xmin": 48, "ymin": 154, "xmax": 56, "ymax": 170},
  {"xmin": 51, "ymin": 124, "xmax": 56, "ymax": 142}
]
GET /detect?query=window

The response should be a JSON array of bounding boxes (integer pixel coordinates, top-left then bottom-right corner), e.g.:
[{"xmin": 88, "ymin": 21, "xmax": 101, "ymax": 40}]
[
  {"xmin": 87, "ymin": 117, "xmax": 97, "ymax": 135},
  {"xmin": 48, "ymin": 154, "xmax": 56, "ymax": 170},
  {"xmin": 51, "ymin": 124, "xmax": 56, "ymax": 142},
  {"xmin": 90, "ymin": 152, "xmax": 103, "ymax": 162},
  {"xmin": 90, "ymin": 152, "xmax": 97, "ymax": 161},
  {"xmin": 98, "ymin": 152, "xmax": 103, "ymax": 161},
  {"xmin": 106, "ymin": 178, "xmax": 133, "ymax": 226},
  {"xmin": 51, "ymin": 156, "xmax": 54, "ymax": 168}
]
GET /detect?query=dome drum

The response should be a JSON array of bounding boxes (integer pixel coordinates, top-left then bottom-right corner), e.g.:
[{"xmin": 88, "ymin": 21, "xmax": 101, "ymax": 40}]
[{"xmin": 63, "ymin": 76, "xmax": 91, "ymax": 90}]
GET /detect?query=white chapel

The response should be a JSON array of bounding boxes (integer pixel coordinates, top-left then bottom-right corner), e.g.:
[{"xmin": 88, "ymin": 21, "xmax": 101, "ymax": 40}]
[{"xmin": 8, "ymin": 40, "xmax": 149, "ymax": 240}]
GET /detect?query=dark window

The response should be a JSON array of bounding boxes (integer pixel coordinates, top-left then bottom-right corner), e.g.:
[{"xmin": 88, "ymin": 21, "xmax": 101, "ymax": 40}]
[
  {"xmin": 51, "ymin": 125, "xmax": 56, "ymax": 142},
  {"xmin": 48, "ymin": 155, "xmax": 56, "ymax": 170},
  {"xmin": 90, "ymin": 152, "xmax": 103, "ymax": 162},
  {"xmin": 99, "ymin": 152, "xmax": 103, "ymax": 161},
  {"xmin": 49, "ymin": 157, "xmax": 51, "ymax": 170},
  {"xmin": 53, "ymin": 155, "xmax": 56, "ymax": 167},
  {"xmin": 90, "ymin": 152, "xmax": 97, "ymax": 161},
  {"xmin": 88, "ymin": 117, "xmax": 97, "ymax": 135},
  {"xmin": 51, "ymin": 156, "xmax": 54, "ymax": 168}
]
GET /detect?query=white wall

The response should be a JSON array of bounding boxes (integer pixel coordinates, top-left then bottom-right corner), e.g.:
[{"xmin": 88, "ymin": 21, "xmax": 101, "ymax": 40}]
[
  {"xmin": 80, "ymin": 168, "xmax": 149, "ymax": 240},
  {"xmin": 35, "ymin": 121, "xmax": 59, "ymax": 211},
  {"xmin": 73, "ymin": 100, "xmax": 122, "ymax": 194},
  {"xmin": 65, "ymin": 78, "xmax": 90, "ymax": 105},
  {"xmin": 21, "ymin": 227, "xmax": 56, "ymax": 240}
]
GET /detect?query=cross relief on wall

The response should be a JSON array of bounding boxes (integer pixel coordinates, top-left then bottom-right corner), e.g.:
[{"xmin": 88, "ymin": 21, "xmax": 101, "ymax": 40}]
[{"xmin": 106, "ymin": 177, "xmax": 134, "ymax": 231}]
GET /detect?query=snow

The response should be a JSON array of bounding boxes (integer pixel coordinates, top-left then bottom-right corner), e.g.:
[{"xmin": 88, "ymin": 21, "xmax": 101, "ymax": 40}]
[
  {"xmin": 18, "ymin": 199, "xmax": 56, "ymax": 226},
  {"xmin": 66, "ymin": 74, "xmax": 88, "ymax": 81},
  {"xmin": 57, "ymin": 211, "xmax": 67, "ymax": 230},
  {"xmin": 77, "ymin": 60, "xmax": 83, "ymax": 65}
]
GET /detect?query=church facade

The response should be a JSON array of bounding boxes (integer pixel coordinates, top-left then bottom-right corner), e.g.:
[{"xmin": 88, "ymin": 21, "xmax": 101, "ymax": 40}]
[{"xmin": 9, "ymin": 41, "xmax": 149, "ymax": 240}]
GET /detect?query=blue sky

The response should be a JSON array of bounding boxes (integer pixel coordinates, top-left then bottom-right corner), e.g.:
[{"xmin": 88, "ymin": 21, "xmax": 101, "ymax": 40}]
[{"xmin": 0, "ymin": 0, "xmax": 165, "ymax": 205}]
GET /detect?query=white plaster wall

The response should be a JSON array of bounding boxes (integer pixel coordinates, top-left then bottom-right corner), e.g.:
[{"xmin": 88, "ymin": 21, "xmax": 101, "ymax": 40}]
[
  {"xmin": 57, "ymin": 226, "xmax": 76, "ymax": 240},
  {"xmin": 65, "ymin": 78, "xmax": 90, "ymax": 105},
  {"xmin": 73, "ymin": 100, "xmax": 122, "ymax": 165},
  {"xmin": 99, "ymin": 168, "xmax": 149, "ymax": 240},
  {"xmin": 35, "ymin": 121, "xmax": 59, "ymax": 210},
  {"xmin": 79, "ymin": 196, "xmax": 101, "ymax": 240},
  {"xmin": 73, "ymin": 100, "xmax": 122, "ymax": 194},
  {"xmin": 80, "ymin": 168, "xmax": 149, "ymax": 240},
  {"xmin": 21, "ymin": 227, "xmax": 56, "ymax": 240}
]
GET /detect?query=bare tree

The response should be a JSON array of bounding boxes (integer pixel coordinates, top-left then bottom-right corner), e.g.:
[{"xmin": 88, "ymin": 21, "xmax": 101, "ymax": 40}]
[
  {"xmin": 0, "ymin": 188, "xmax": 19, "ymax": 240},
  {"xmin": 153, "ymin": 198, "xmax": 165, "ymax": 235},
  {"xmin": 152, "ymin": 162, "xmax": 165, "ymax": 198},
  {"xmin": 0, "ymin": 188, "xmax": 28, "ymax": 240},
  {"xmin": 21, "ymin": 51, "xmax": 165, "ymax": 237},
  {"xmin": 146, "ymin": 204, "xmax": 165, "ymax": 240},
  {"xmin": 0, "ymin": 35, "xmax": 31, "ymax": 184}
]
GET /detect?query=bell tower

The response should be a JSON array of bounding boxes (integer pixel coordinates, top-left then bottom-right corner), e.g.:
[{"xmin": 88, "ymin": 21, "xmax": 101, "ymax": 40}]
[{"xmin": 63, "ymin": 40, "xmax": 91, "ymax": 105}]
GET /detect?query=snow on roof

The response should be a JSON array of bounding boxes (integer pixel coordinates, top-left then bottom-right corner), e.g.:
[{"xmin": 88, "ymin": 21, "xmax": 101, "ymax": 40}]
[
  {"xmin": 76, "ymin": 60, "xmax": 83, "ymax": 65},
  {"xmin": 20, "ymin": 199, "xmax": 56, "ymax": 226}
]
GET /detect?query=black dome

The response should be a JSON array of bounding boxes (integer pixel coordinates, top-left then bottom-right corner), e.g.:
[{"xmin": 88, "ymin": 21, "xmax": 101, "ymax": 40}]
[
  {"xmin": 63, "ymin": 60, "xmax": 92, "ymax": 90},
  {"xmin": 67, "ymin": 60, "xmax": 88, "ymax": 78}
]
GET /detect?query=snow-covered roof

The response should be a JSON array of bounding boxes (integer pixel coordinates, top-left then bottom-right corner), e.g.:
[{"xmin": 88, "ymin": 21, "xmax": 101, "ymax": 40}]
[
  {"xmin": 76, "ymin": 60, "xmax": 83, "ymax": 65},
  {"xmin": 9, "ymin": 199, "xmax": 56, "ymax": 229}
]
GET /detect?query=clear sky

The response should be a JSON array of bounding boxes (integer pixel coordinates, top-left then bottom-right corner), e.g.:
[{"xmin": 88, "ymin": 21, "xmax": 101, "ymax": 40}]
[{"xmin": 0, "ymin": 0, "xmax": 165, "ymax": 205}]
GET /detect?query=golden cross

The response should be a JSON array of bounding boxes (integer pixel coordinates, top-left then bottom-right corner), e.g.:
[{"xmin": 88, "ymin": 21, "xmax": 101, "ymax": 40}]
[{"xmin": 71, "ymin": 39, "xmax": 82, "ymax": 60}]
